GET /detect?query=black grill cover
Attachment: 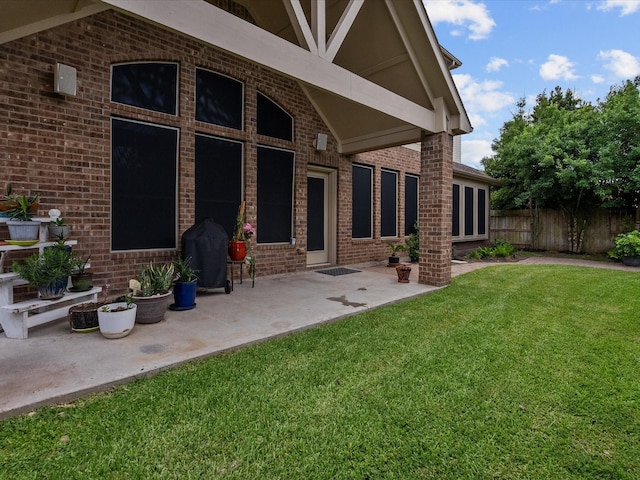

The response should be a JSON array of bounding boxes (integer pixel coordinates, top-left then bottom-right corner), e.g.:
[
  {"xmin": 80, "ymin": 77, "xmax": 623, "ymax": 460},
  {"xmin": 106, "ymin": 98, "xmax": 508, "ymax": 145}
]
[{"xmin": 181, "ymin": 218, "xmax": 228, "ymax": 289}]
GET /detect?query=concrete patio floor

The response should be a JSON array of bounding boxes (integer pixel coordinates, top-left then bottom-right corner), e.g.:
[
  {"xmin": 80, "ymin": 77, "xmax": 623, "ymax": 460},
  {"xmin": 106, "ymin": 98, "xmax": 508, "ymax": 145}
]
[{"xmin": 1, "ymin": 256, "xmax": 635, "ymax": 419}]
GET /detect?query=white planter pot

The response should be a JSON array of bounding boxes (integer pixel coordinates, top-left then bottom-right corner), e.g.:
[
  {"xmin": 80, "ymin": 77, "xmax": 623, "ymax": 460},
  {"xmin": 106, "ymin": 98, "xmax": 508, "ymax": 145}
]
[
  {"xmin": 97, "ymin": 302, "xmax": 137, "ymax": 339},
  {"xmin": 6, "ymin": 220, "xmax": 41, "ymax": 241}
]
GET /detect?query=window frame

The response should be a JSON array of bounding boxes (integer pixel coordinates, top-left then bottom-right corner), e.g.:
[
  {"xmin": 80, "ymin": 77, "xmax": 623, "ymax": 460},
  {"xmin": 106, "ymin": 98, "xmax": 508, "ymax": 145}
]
[
  {"xmin": 256, "ymin": 91, "xmax": 294, "ymax": 141},
  {"xmin": 195, "ymin": 67, "xmax": 244, "ymax": 130},
  {"xmin": 380, "ymin": 168, "xmax": 398, "ymax": 238},
  {"xmin": 110, "ymin": 61, "xmax": 179, "ymax": 115},
  {"xmin": 404, "ymin": 174, "xmax": 419, "ymax": 236},
  {"xmin": 351, "ymin": 163, "xmax": 373, "ymax": 240},
  {"xmin": 452, "ymin": 179, "xmax": 489, "ymax": 242},
  {"xmin": 110, "ymin": 116, "xmax": 179, "ymax": 252}
]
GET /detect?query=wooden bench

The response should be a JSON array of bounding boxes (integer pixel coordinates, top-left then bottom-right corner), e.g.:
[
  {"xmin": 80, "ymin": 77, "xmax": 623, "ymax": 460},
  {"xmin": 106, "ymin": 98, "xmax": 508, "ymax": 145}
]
[{"xmin": 0, "ymin": 286, "xmax": 101, "ymax": 339}]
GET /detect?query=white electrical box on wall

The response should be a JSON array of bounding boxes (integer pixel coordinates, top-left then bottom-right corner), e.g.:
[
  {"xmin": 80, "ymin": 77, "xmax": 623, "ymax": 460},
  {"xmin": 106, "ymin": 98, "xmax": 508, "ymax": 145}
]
[{"xmin": 54, "ymin": 63, "xmax": 77, "ymax": 96}]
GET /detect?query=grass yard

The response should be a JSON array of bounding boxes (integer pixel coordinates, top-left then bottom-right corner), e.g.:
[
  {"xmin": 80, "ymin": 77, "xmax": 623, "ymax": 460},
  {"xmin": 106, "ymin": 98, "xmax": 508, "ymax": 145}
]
[{"xmin": 1, "ymin": 265, "xmax": 639, "ymax": 479}]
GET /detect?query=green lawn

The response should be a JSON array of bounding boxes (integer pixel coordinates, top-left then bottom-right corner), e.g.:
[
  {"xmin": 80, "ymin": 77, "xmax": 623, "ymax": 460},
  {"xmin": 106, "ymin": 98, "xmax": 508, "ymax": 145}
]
[{"xmin": 1, "ymin": 265, "xmax": 639, "ymax": 479}]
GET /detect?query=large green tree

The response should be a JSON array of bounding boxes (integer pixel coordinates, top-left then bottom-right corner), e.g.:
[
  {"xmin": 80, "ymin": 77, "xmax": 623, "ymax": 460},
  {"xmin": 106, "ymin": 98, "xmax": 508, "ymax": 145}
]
[{"xmin": 483, "ymin": 87, "xmax": 603, "ymax": 252}]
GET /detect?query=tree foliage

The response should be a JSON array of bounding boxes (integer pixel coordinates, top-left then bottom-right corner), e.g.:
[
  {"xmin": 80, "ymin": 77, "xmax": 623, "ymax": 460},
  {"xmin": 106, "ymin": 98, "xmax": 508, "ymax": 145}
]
[{"xmin": 483, "ymin": 79, "xmax": 640, "ymax": 252}]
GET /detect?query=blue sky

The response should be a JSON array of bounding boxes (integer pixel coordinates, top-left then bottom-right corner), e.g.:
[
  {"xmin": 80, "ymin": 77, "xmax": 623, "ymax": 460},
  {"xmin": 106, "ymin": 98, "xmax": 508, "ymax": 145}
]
[{"xmin": 423, "ymin": 0, "xmax": 640, "ymax": 169}]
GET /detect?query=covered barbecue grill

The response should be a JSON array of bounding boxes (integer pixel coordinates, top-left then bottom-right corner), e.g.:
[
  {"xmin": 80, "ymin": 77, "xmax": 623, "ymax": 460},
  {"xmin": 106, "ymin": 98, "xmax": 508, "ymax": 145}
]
[{"xmin": 181, "ymin": 218, "xmax": 231, "ymax": 294}]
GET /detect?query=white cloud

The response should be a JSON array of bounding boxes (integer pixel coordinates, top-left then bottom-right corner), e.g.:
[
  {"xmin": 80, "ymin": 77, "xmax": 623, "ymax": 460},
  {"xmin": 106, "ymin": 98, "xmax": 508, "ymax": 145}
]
[
  {"xmin": 453, "ymin": 74, "xmax": 516, "ymax": 113},
  {"xmin": 598, "ymin": 49, "xmax": 640, "ymax": 78},
  {"xmin": 597, "ymin": 0, "xmax": 640, "ymax": 16},
  {"xmin": 486, "ymin": 57, "xmax": 509, "ymax": 72},
  {"xmin": 539, "ymin": 54, "xmax": 579, "ymax": 80},
  {"xmin": 591, "ymin": 74, "xmax": 605, "ymax": 84},
  {"xmin": 424, "ymin": 0, "xmax": 496, "ymax": 40},
  {"xmin": 461, "ymin": 139, "xmax": 493, "ymax": 169}
]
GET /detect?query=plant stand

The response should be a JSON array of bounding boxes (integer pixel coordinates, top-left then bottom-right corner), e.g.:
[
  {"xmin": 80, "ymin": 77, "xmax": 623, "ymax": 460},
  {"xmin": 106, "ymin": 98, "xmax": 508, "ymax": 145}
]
[{"xmin": 395, "ymin": 264, "xmax": 412, "ymax": 283}]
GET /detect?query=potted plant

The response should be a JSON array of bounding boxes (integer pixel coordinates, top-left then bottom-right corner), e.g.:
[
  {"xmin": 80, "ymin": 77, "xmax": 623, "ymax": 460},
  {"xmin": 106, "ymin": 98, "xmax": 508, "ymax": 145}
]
[
  {"xmin": 386, "ymin": 241, "xmax": 407, "ymax": 265},
  {"xmin": 48, "ymin": 216, "xmax": 71, "ymax": 240},
  {"xmin": 130, "ymin": 262, "xmax": 174, "ymax": 323},
  {"xmin": 11, "ymin": 243, "xmax": 73, "ymax": 300},
  {"xmin": 0, "ymin": 183, "xmax": 15, "ymax": 217},
  {"xmin": 98, "ymin": 295, "xmax": 137, "ymax": 339},
  {"xmin": 5, "ymin": 192, "xmax": 40, "ymax": 243},
  {"xmin": 70, "ymin": 253, "xmax": 93, "ymax": 291},
  {"xmin": 229, "ymin": 201, "xmax": 255, "ymax": 261},
  {"xmin": 170, "ymin": 256, "xmax": 199, "ymax": 311},
  {"xmin": 609, "ymin": 230, "xmax": 640, "ymax": 266}
]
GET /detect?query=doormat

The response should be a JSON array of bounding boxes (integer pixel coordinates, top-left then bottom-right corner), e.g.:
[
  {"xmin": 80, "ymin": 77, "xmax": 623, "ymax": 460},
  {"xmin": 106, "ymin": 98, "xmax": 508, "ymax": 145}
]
[{"xmin": 316, "ymin": 268, "xmax": 361, "ymax": 276}]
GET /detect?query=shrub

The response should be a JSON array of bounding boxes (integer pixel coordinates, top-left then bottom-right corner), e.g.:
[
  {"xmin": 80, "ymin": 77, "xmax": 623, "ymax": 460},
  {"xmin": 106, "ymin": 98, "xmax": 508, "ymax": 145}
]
[
  {"xmin": 406, "ymin": 222, "xmax": 419, "ymax": 262},
  {"xmin": 609, "ymin": 230, "xmax": 640, "ymax": 260},
  {"xmin": 468, "ymin": 240, "xmax": 517, "ymax": 260}
]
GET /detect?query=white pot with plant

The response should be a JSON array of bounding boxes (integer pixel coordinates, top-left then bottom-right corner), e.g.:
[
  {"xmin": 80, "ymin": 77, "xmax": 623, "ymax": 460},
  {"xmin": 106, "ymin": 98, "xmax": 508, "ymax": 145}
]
[
  {"xmin": 5, "ymin": 191, "xmax": 40, "ymax": 243},
  {"xmin": 48, "ymin": 209, "xmax": 71, "ymax": 240},
  {"xmin": 98, "ymin": 298, "xmax": 137, "ymax": 339}
]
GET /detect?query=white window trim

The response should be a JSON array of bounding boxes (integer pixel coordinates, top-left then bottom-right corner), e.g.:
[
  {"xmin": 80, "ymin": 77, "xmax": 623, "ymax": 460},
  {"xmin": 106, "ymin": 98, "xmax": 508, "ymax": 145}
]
[{"xmin": 452, "ymin": 179, "xmax": 489, "ymax": 242}]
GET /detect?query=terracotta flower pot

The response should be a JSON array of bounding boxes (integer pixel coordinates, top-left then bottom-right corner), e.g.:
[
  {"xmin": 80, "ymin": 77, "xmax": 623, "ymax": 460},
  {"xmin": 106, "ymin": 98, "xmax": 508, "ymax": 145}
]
[{"xmin": 395, "ymin": 264, "xmax": 412, "ymax": 283}]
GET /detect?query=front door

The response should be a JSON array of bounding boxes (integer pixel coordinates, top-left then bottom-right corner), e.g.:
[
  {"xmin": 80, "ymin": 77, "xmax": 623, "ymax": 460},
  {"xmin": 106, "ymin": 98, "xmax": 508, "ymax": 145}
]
[{"xmin": 306, "ymin": 169, "xmax": 335, "ymax": 265}]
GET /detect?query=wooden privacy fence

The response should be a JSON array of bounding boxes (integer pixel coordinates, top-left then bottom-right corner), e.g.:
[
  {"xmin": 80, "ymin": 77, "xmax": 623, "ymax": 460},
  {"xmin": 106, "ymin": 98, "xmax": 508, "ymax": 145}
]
[{"xmin": 490, "ymin": 208, "xmax": 633, "ymax": 254}]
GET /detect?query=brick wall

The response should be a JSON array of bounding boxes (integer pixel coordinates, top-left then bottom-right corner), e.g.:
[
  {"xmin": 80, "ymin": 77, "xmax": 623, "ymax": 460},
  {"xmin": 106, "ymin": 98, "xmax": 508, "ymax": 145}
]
[{"xmin": 1, "ymin": 8, "xmax": 438, "ymax": 293}]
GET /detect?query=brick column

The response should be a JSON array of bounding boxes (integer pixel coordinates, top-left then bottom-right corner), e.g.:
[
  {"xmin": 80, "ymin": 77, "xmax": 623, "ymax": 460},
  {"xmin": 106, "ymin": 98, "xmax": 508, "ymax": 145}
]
[{"xmin": 419, "ymin": 131, "xmax": 453, "ymax": 286}]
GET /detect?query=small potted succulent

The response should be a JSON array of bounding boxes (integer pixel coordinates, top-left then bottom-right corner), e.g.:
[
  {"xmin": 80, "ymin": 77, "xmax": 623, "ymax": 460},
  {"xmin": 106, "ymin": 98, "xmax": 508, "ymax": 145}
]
[
  {"xmin": 48, "ymin": 210, "xmax": 71, "ymax": 240},
  {"xmin": 609, "ymin": 230, "xmax": 640, "ymax": 266}
]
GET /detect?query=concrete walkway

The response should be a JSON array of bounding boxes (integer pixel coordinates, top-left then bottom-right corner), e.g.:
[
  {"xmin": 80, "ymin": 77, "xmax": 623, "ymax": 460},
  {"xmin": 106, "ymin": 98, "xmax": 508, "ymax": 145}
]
[{"xmin": 1, "ymin": 256, "xmax": 636, "ymax": 419}]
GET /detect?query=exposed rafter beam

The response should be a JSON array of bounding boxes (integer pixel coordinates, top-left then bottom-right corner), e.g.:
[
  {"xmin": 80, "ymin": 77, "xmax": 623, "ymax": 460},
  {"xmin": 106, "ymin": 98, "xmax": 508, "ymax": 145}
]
[
  {"xmin": 283, "ymin": 0, "xmax": 317, "ymax": 54},
  {"xmin": 384, "ymin": 0, "xmax": 435, "ymax": 108},
  {"xmin": 324, "ymin": 0, "xmax": 363, "ymax": 62},
  {"xmin": 100, "ymin": 0, "xmax": 437, "ymax": 133},
  {"xmin": 311, "ymin": 0, "xmax": 326, "ymax": 55}
]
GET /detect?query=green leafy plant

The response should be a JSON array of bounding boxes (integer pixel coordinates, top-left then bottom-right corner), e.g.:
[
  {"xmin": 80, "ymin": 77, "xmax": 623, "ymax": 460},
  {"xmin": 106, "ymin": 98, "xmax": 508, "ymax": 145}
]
[
  {"xmin": 6, "ymin": 193, "xmax": 39, "ymax": 221},
  {"xmin": 609, "ymin": 230, "xmax": 640, "ymax": 259},
  {"xmin": 173, "ymin": 256, "xmax": 199, "ymax": 283},
  {"xmin": 386, "ymin": 241, "xmax": 407, "ymax": 256},
  {"xmin": 134, "ymin": 262, "xmax": 175, "ymax": 296},
  {"xmin": 11, "ymin": 245, "xmax": 73, "ymax": 287},
  {"xmin": 406, "ymin": 222, "xmax": 419, "ymax": 262},
  {"xmin": 468, "ymin": 239, "xmax": 517, "ymax": 259},
  {"xmin": 70, "ymin": 253, "xmax": 91, "ymax": 275}
]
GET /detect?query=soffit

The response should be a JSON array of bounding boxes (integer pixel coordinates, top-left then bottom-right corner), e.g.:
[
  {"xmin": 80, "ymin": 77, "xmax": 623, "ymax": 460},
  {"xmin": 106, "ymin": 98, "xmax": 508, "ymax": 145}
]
[{"xmin": 1, "ymin": 0, "xmax": 471, "ymax": 154}]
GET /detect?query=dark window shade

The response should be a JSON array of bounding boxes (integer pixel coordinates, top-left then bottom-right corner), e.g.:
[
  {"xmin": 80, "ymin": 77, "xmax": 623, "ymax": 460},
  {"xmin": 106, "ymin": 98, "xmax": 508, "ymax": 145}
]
[
  {"xmin": 452, "ymin": 184, "xmax": 460, "ymax": 237},
  {"xmin": 195, "ymin": 69, "xmax": 243, "ymax": 129},
  {"xmin": 195, "ymin": 134, "xmax": 243, "ymax": 239},
  {"xmin": 257, "ymin": 92, "xmax": 293, "ymax": 141},
  {"xmin": 257, "ymin": 146, "xmax": 294, "ymax": 243},
  {"xmin": 352, "ymin": 164, "xmax": 372, "ymax": 238},
  {"xmin": 464, "ymin": 186, "xmax": 474, "ymax": 236},
  {"xmin": 307, "ymin": 176, "xmax": 324, "ymax": 251},
  {"xmin": 381, "ymin": 170, "xmax": 397, "ymax": 237},
  {"xmin": 111, "ymin": 118, "xmax": 177, "ymax": 250},
  {"xmin": 478, "ymin": 188, "xmax": 486, "ymax": 235},
  {"xmin": 111, "ymin": 63, "xmax": 178, "ymax": 115},
  {"xmin": 404, "ymin": 175, "xmax": 418, "ymax": 236}
]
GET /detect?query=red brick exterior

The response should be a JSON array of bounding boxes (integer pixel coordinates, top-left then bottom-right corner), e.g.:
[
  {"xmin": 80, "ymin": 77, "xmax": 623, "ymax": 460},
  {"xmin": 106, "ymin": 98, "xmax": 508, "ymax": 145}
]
[
  {"xmin": 0, "ymin": 7, "xmax": 453, "ymax": 293},
  {"xmin": 419, "ymin": 132, "xmax": 454, "ymax": 286}
]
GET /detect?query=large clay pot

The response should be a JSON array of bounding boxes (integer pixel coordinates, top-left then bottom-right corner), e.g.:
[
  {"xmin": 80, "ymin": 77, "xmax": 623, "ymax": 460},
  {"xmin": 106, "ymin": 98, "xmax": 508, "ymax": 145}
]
[
  {"xmin": 228, "ymin": 240, "xmax": 246, "ymax": 261},
  {"xmin": 132, "ymin": 291, "xmax": 171, "ymax": 324}
]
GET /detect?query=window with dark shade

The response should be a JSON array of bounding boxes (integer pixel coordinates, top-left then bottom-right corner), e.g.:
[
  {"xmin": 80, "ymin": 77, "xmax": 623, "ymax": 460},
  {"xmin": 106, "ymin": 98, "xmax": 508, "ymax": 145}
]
[
  {"xmin": 464, "ymin": 186, "xmax": 474, "ymax": 236},
  {"xmin": 111, "ymin": 118, "xmax": 177, "ymax": 250},
  {"xmin": 352, "ymin": 164, "xmax": 372, "ymax": 239},
  {"xmin": 478, "ymin": 188, "xmax": 486, "ymax": 235},
  {"xmin": 257, "ymin": 146, "xmax": 294, "ymax": 243},
  {"xmin": 195, "ymin": 134, "xmax": 243, "ymax": 239},
  {"xmin": 381, "ymin": 169, "xmax": 397, "ymax": 237},
  {"xmin": 257, "ymin": 92, "xmax": 293, "ymax": 141},
  {"xmin": 452, "ymin": 184, "xmax": 460, "ymax": 237},
  {"xmin": 195, "ymin": 69, "xmax": 243, "ymax": 130},
  {"xmin": 405, "ymin": 174, "xmax": 418, "ymax": 236},
  {"xmin": 111, "ymin": 62, "xmax": 178, "ymax": 115}
]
